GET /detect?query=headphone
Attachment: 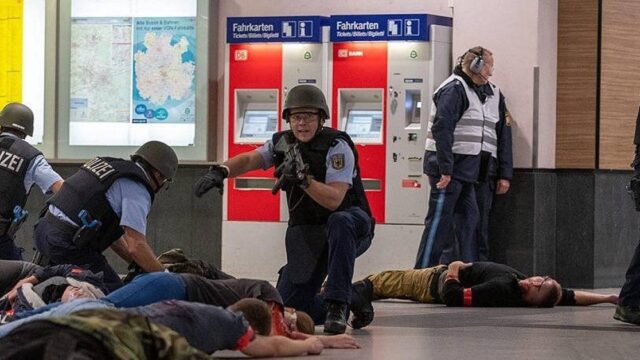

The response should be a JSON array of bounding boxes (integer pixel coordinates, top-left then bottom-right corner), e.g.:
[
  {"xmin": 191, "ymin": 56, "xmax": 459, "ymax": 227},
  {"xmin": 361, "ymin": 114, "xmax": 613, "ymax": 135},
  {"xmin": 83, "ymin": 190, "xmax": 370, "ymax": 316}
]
[{"xmin": 460, "ymin": 47, "xmax": 485, "ymax": 74}]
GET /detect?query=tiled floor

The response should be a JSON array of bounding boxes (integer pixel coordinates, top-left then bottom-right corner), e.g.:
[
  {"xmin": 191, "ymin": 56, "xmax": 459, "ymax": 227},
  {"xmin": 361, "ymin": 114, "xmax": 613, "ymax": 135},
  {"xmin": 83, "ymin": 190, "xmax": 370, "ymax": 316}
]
[{"xmin": 215, "ymin": 289, "xmax": 640, "ymax": 359}]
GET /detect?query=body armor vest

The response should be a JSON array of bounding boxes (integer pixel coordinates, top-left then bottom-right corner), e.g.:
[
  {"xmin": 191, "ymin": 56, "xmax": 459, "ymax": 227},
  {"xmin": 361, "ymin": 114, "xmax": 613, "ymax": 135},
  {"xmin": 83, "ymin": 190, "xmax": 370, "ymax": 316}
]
[
  {"xmin": 49, "ymin": 157, "xmax": 154, "ymax": 251},
  {"xmin": 0, "ymin": 135, "xmax": 41, "ymax": 219},
  {"xmin": 272, "ymin": 127, "xmax": 371, "ymax": 226}
]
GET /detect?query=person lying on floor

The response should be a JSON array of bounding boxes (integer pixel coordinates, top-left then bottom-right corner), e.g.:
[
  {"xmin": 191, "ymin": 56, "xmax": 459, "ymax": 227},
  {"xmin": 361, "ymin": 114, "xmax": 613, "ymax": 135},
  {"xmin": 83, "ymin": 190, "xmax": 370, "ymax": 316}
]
[
  {"xmin": 0, "ymin": 298, "xmax": 360, "ymax": 359},
  {"xmin": 349, "ymin": 261, "xmax": 619, "ymax": 329},
  {"xmin": 0, "ymin": 260, "xmax": 106, "ymax": 318},
  {"xmin": 0, "ymin": 297, "xmax": 359, "ymax": 354}
]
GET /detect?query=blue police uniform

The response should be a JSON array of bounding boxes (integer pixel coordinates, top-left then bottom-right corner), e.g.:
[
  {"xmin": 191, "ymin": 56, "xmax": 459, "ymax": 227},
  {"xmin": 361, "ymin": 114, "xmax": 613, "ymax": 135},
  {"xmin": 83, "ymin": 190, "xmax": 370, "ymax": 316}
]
[
  {"xmin": 257, "ymin": 128, "xmax": 374, "ymax": 323},
  {"xmin": 618, "ymin": 108, "xmax": 640, "ymax": 309},
  {"xmin": 34, "ymin": 158, "xmax": 153, "ymax": 292},
  {"xmin": 415, "ymin": 67, "xmax": 507, "ymax": 268},
  {"xmin": 0, "ymin": 132, "xmax": 62, "ymax": 260}
]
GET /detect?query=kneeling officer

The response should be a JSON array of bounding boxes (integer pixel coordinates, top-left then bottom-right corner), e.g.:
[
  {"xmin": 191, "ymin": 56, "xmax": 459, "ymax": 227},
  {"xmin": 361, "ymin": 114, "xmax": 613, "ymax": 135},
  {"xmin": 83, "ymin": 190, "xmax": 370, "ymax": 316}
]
[
  {"xmin": 194, "ymin": 85, "xmax": 375, "ymax": 334},
  {"xmin": 0, "ymin": 103, "xmax": 63, "ymax": 260},
  {"xmin": 34, "ymin": 141, "xmax": 178, "ymax": 291}
]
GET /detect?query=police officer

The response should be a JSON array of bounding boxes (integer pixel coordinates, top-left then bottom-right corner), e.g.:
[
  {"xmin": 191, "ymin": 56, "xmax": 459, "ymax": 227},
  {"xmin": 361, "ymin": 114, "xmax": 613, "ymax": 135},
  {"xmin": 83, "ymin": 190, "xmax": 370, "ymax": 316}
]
[
  {"xmin": 0, "ymin": 103, "xmax": 63, "ymax": 260},
  {"xmin": 194, "ymin": 85, "xmax": 374, "ymax": 334},
  {"xmin": 614, "ymin": 106, "xmax": 640, "ymax": 325},
  {"xmin": 415, "ymin": 46, "xmax": 510, "ymax": 268},
  {"xmin": 33, "ymin": 140, "xmax": 178, "ymax": 292}
]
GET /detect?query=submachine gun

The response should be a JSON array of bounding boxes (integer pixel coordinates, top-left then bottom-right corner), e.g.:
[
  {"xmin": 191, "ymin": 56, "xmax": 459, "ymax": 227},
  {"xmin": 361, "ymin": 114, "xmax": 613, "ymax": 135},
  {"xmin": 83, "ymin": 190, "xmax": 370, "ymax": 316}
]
[{"xmin": 272, "ymin": 141, "xmax": 309, "ymax": 194}]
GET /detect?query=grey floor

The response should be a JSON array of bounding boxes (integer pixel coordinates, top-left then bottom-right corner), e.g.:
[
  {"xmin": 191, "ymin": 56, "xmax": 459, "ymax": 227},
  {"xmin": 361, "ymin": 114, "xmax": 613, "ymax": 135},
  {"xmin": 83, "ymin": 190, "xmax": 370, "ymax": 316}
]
[{"xmin": 216, "ymin": 289, "xmax": 640, "ymax": 360}]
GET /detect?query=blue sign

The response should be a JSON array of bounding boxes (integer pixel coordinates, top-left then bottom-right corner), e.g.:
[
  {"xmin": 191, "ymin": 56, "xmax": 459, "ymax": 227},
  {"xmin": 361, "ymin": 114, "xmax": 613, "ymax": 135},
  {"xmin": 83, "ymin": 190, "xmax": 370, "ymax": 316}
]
[
  {"xmin": 227, "ymin": 16, "xmax": 327, "ymax": 43},
  {"xmin": 330, "ymin": 14, "xmax": 451, "ymax": 42}
]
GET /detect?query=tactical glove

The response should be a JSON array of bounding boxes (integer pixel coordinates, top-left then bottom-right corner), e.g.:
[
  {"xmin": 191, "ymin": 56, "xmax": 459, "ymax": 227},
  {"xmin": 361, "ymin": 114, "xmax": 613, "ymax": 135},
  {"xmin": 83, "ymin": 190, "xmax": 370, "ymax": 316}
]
[{"xmin": 193, "ymin": 164, "xmax": 228, "ymax": 197}]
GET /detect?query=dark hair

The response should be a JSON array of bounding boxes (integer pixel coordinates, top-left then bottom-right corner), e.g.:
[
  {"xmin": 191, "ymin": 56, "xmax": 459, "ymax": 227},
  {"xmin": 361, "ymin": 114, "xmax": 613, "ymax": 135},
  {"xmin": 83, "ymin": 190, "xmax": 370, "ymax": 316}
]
[
  {"xmin": 42, "ymin": 284, "xmax": 70, "ymax": 303},
  {"xmin": 229, "ymin": 299, "xmax": 271, "ymax": 336},
  {"xmin": 538, "ymin": 283, "xmax": 561, "ymax": 308},
  {"xmin": 295, "ymin": 311, "xmax": 315, "ymax": 335}
]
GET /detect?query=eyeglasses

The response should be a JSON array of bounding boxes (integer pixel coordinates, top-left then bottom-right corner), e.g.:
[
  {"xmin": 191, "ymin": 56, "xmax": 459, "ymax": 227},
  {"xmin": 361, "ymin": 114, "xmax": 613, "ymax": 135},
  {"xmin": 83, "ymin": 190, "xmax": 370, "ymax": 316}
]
[{"xmin": 288, "ymin": 112, "xmax": 319, "ymax": 123}]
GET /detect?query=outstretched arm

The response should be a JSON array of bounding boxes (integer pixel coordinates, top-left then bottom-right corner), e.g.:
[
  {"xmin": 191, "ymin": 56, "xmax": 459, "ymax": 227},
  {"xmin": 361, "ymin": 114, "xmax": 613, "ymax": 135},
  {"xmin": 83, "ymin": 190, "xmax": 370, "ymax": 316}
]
[
  {"xmin": 572, "ymin": 290, "xmax": 618, "ymax": 306},
  {"xmin": 290, "ymin": 331, "xmax": 360, "ymax": 349},
  {"xmin": 241, "ymin": 335, "xmax": 323, "ymax": 357}
]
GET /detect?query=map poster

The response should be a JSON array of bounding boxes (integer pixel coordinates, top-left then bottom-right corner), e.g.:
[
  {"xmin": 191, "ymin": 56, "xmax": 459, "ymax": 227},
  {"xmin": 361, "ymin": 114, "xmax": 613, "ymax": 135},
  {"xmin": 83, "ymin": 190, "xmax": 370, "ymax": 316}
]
[
  {"xmin": 132, "ymin": 17, "xmax": 196, "ymax": 124},
  {"xmin": 70, "ymin": 17, "xmax": 132, "ymax": 123}
]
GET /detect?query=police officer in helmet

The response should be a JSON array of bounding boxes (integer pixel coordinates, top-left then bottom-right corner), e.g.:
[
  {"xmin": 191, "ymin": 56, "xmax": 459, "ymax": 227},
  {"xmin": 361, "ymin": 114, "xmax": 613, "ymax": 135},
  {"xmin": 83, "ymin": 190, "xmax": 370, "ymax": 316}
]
[
  {"xmin": 34, "ymin": 140, "xmax": 178, "ymax": 291},
  {"xmin": 194, "ymin": 85, "xmax": 374, "ymax": 334},
  {"xmin": 0, "ymin": 103, "xmax": 63, "ymax": 260}
]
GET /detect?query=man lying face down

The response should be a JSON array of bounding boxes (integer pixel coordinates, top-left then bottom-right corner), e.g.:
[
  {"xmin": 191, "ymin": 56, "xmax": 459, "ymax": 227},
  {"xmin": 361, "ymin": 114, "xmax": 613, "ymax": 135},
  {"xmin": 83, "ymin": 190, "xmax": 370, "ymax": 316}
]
[
  {"xmin": 349, "ymin": 261, "xmax": 619, "ymax": 329},
  {"xmin": 0, "ymin": 298, "xmax": 360, "ymax": 359}
]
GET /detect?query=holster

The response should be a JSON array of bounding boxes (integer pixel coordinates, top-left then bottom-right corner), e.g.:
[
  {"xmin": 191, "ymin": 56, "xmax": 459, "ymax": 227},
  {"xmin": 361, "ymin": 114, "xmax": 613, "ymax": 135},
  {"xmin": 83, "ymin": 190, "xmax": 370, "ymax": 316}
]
[
  {"xmin": 628, "ymin": 177, "xmax": 640, "ymax": 212},
  {"xmin": 72, "ymin": 225, "xmax": 101, "ymax": 251},
  {"xmin": 0, "ymin": 214, "xmax": 27, "ymax": 238}
]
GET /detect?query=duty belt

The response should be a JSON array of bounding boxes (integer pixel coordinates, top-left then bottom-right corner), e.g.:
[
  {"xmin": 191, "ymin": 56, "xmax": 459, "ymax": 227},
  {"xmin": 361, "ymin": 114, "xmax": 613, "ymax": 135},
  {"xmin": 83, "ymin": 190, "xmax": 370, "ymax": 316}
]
[{"xmin": 43, "ymin": 211, "xmax": 78, "ymax": 236}]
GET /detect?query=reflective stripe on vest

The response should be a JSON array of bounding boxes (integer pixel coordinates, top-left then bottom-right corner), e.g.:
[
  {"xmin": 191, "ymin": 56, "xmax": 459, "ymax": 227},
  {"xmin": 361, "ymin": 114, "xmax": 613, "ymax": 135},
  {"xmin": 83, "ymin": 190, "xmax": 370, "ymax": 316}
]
[{"xmin": 425, "ymin": 74, "xmax": 500, "ymax": 158}]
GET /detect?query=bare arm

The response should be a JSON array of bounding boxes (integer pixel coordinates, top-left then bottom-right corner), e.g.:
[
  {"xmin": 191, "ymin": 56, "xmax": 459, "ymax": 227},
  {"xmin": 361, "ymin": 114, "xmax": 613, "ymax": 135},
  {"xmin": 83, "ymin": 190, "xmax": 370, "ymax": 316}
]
[
  {"xmin": 572, "ymin": 290, "xmax": 618, "ymax": 306},
  {"xmin": 110, "ymin": 226, "xmax": 163, "ymax": 272},
  {"xmin": 241, "ymin": 335, "xmax": 323, "ymax": 357},
  {"xmin": 224, "ymin": 150, "xmax": 266, "ymax": 177},
  {"xmin": 48, "ymin": 180, "xmax": 64, "ymax": 194},
  {"xmin": 291, "ymin": 332, "xmax": 360, "ymax": 349},
  {"xmin": 304, "ymin": 181, "xmax": 349, "ymax": 211}
]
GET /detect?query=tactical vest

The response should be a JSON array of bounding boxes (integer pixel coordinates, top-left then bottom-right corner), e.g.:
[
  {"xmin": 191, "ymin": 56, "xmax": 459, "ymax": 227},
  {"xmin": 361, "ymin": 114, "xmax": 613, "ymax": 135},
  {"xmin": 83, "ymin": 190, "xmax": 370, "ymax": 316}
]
[
  {"xmin": 0, "ymin": 134, "xmax": 41, "ymax": 219},
  {"xmin": 272, "ymin": 127, "xmax": 371, "ymax": 226},
  {"xmin": 49, "ymin": 157, "xmax": 154, "ymax": 251},
  {"xmin": 50, "ymin": 309, "xmax": 210, "ymax": 359},
  {"xmin": 425, "ymin": 74, "xmax": 501, "ymax": 158}
]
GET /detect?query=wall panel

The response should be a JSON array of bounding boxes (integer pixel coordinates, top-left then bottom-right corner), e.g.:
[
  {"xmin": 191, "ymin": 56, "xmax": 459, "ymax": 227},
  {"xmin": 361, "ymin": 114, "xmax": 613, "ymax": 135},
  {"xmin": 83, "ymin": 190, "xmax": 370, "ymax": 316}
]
[
  {"xmin": 599, "ymin": 0, "xmax": 640, "ymax": 169},
  {"xmin": 556, "ymin": 0, "xmax": 598, "ymax": 168}
]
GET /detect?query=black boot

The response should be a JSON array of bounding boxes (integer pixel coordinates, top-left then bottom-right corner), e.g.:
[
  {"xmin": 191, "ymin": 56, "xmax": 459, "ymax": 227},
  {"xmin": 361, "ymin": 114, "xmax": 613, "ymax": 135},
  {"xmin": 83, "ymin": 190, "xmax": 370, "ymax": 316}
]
[
  {"xmin": 350, "ymin": 278, "xmax": 374, "ymax": 329},
  {"xmin": 324, "ymin": 301, "xmax": 348, "ymax": 334}
]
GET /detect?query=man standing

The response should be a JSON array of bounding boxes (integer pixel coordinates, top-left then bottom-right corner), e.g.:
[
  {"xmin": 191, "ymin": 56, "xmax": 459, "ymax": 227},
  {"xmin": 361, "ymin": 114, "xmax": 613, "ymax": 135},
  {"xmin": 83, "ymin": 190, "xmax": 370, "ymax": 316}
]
[
  {"xmin": 194, "ymin": 85, "xmax": 374, "ymax": 334},
  {"xmin": 415, "ymin": 46, "xmax": 510, "ymax": 267},
  {"xmin": 0, "ymin": 103, "xmax": 63, "ymax": 260},
  {"xmin": 615, "ymin": 106, "xmax": 640, "ymax": 325},
  {"xmin": 34, "ymin": 141, "xmax": 178, "ymax": 292}
]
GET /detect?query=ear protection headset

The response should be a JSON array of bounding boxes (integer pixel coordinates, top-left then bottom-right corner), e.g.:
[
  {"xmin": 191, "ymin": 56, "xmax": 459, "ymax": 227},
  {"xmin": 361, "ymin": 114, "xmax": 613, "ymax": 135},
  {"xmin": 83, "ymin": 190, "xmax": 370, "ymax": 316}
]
[{"xmin": 468, "ymin": 47, "xmax": 485, "ymax": 74}]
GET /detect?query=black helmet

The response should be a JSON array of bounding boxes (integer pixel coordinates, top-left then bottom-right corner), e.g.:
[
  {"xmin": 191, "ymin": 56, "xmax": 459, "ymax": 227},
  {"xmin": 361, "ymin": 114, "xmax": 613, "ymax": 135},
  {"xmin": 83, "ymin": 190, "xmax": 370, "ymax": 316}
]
[
  {"xmin": 131, "ymin": 141, "xmax": 178, "ymax": 181},
  {"xmin": 0, "ymin": 103, "xmax": 34, "ymax": 137},
  {"xmin": 282, "ymin": 85, "xmax": 330, "ymax": 120}
]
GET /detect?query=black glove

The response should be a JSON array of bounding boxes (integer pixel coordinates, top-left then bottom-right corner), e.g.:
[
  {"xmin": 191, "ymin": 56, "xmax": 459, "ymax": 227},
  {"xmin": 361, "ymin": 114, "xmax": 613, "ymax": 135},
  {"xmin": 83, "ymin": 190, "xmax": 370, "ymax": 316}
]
[
  {"xmin": 274, "ymin": 160, "xmax": 310, "ymax": 192},
  {"xmin": 628, "ymin": 175, "xmax": 640, "ymax": 212},
  {"xmin": 193, "ymin": 165, "xmax": 228, "ymax": 197}
]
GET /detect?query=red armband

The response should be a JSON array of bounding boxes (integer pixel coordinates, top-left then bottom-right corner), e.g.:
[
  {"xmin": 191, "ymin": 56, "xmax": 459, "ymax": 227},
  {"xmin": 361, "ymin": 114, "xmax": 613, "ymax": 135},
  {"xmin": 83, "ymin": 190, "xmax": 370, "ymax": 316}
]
[
  {"xmin": 463, "ymin": 288, "xmax": 472, "ymax": 307},
  {"xmin": 235, "ymin": 326, "xmax": 255, "ymax": 351}
]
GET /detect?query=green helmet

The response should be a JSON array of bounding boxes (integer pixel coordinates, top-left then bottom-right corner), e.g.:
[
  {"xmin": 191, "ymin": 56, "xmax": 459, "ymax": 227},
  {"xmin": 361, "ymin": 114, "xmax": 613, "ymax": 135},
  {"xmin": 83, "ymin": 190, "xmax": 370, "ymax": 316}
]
[
  {"xmin": 282, "ymin": 85, "xmax": 330, "ymax": 120},
  {"xmin": 0, "ymin": 103, "xmax": 34, "ymax": 137},
  {"xmin": 131, "ymin": 141, "xmax": 178, "ymax": 181}
]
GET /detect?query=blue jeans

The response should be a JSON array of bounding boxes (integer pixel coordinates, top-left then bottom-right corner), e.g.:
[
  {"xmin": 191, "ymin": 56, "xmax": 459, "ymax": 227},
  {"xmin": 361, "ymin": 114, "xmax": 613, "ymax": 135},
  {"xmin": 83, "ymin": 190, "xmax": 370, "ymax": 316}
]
[
  {"xmin": 105, "ymin": 272, "xmax": 187, "ymax": 308},
  {"xmin": 276, "ymin": 206, "xmax": 373, "ymax": 324}
]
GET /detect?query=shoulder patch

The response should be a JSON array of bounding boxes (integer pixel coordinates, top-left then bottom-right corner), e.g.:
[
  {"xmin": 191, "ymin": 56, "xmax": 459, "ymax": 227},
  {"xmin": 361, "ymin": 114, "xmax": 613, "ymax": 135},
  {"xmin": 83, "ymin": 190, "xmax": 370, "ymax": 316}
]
[{"xmin": 330, "ymin": 153, "xmax": 345, "ymax": 170}]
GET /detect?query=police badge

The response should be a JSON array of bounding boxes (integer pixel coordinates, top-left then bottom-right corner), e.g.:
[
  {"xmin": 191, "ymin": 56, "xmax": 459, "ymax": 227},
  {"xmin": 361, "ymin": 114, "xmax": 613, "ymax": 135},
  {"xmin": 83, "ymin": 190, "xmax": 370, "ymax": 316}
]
[{"xmin": 331, "ymin": 154, "xmax": 345, "ymax": 170}]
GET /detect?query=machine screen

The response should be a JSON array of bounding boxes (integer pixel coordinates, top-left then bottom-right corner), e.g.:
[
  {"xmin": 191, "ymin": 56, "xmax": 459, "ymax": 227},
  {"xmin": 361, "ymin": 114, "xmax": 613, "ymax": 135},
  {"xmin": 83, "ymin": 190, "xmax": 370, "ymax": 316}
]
[
  {"xmin": 240, "ymin": 110, "xmax": 278, "ymax": 140},
  {"xmin": 346, "ymin": 110, "xmax": 383, "ymax": 140}
]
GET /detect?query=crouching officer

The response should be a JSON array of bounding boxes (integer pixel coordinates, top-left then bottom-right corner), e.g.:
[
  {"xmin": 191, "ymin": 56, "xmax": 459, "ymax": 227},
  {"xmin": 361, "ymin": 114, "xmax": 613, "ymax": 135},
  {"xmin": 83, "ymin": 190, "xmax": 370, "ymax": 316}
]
[
  {"xmin": 0, "ymin": 103, "xmax": 63, "ymax": 260},
  {"xmin": 33, "ymin": 141, "xmax": 178, "ymax": 292},
  {"xmin": 193, "ymin": 85, "xmax": 374, "ymax": 334}
]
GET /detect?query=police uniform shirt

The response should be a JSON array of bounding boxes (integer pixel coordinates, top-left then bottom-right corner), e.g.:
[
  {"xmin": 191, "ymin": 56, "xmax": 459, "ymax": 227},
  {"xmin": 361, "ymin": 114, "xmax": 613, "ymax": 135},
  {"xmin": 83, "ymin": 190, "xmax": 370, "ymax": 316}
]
[
  {"xmin": 0, "ymin": 132, "xmax": 62, "ymax": 194},
  {"xmin": 256, "ymin": 138, "xmax": 356, "ymax": 185},
  {"xmin": 48, "ymin": 177, "xmax": 151, "ymax": 235}
]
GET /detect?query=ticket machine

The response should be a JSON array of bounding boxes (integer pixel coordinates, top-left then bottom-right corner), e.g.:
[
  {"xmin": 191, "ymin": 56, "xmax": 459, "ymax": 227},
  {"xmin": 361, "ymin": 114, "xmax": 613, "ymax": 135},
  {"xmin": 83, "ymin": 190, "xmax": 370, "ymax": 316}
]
[
  {"xmin": 330, "ymin": 14, "xmax": 452, "ymax": 224},
  {"xmin": 225, "ymin": 16, "xmax": 328, "ymax": 222}
]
